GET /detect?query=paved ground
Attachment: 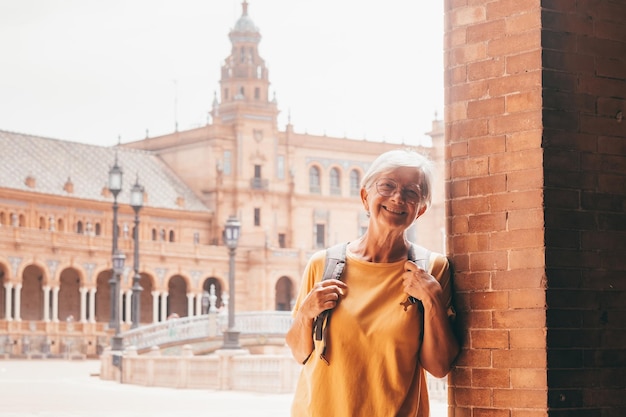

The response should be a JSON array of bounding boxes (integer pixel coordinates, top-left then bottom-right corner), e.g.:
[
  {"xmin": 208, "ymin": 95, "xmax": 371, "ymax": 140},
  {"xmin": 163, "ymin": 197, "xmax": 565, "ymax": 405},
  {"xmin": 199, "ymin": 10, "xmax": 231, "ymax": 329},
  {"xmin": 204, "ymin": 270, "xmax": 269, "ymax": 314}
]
[{"xmin": 0, "ymin": 360, "xmax": 448, "ymax": 416}]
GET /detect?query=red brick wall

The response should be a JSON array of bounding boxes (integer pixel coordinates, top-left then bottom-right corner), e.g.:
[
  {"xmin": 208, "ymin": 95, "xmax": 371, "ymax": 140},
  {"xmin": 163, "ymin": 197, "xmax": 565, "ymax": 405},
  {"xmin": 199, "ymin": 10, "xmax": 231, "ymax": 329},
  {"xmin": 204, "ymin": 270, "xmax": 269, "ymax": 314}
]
[
  {"xmin": 445, "ymin": 1, "xmax": 547, "ymax": 414},
  {"xmin": 445, "ymin": 0, "xmax": 626, "ymax": 415},
  {"xmin": 444, "ymin": 0, "xmax": 626, "ymax": 417},
  {"xmin": 542, "ymin": 1, "xmax": 626, "ymax": 416}
]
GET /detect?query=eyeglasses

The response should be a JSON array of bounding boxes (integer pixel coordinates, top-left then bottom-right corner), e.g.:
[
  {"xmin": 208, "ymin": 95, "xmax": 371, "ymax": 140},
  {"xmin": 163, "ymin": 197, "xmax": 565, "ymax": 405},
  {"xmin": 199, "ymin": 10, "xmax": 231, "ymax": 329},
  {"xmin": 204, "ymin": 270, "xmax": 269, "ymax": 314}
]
[{"xmin": 375, "ymin": 178, "xmax": 422, "ymax": 205}]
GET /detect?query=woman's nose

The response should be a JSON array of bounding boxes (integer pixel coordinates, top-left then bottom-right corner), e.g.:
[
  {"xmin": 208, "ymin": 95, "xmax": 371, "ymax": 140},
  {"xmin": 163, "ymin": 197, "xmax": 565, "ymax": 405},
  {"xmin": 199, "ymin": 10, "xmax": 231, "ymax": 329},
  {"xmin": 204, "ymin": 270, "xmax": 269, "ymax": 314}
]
[{"xmin": 391, "ymin": 188, "xmax": 407, "ymax": 202}]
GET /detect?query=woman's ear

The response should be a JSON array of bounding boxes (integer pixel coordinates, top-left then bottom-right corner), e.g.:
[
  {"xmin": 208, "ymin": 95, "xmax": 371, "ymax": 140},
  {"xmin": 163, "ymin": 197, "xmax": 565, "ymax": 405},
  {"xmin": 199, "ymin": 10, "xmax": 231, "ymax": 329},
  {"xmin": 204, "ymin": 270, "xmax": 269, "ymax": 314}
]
[
  {"xmin": 360, "ymin": 187, "xmax": 369, "ymax": 211},
  {"xmin": 416, "ymin": 204, "xmax": 427, "ymax": 219}
]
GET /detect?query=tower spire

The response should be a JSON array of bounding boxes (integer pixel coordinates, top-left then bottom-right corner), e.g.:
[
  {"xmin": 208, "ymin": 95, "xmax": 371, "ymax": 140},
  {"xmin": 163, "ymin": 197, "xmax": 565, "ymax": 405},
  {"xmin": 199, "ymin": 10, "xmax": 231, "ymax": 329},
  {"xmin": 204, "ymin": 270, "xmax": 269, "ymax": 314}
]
[{"xmin": 213, "ymin": 0, "xmax": 278, "ymax": 127}]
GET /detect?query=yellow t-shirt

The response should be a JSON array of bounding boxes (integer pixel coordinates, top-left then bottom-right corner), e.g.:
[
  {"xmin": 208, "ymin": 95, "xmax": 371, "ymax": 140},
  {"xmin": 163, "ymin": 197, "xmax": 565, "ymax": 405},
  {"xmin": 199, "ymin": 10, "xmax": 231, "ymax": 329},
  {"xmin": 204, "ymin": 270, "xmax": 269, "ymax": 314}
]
[{"xmin": 291, "ymin": 246, "xmax": 453, "ymax": 417}]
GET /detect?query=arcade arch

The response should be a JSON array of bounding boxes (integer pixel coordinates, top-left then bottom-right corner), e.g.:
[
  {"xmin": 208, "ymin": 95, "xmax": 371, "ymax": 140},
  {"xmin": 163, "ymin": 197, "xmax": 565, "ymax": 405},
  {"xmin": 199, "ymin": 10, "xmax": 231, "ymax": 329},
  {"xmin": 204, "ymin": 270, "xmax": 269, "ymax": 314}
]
[
  {"xmin": 21, "ymin": 264, "xmax": 44, "ymax": 321},
  {"xmin": 167, "ymin": 275, "xmax": 188, "ymax": 318},
  {"xmin": 57, "ymin": 267, "xmax": 81, "ymax": 322},
  {"xmin": 275, "ymin": 276, "xmax": 294, "ymax": 311}
]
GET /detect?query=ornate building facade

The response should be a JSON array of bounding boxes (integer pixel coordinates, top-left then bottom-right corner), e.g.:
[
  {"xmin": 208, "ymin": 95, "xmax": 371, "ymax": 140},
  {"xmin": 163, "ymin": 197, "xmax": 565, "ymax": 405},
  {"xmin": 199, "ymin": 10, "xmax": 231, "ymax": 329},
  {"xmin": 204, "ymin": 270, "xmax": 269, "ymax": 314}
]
[{"xmin": 0, "ymin": 2, "xmax": 444, "ymax": 358}]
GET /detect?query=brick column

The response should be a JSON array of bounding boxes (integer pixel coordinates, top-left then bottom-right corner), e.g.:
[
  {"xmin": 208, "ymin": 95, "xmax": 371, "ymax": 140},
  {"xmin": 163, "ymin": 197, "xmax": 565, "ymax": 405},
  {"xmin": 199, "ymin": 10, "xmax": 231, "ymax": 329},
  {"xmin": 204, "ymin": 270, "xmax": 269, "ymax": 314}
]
[{"xmin": 445, "ymin": 0, "xmax": 626, "ymax": 415}]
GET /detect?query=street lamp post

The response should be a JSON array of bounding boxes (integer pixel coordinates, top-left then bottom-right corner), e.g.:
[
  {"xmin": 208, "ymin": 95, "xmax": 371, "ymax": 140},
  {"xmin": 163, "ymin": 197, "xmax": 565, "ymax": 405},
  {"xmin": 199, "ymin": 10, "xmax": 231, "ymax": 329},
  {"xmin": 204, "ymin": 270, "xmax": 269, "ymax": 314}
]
[
  {"xmin": 111, "ymin": 250, "xmax": 126, "ymax": 353},
  {"xmin": 222, "ymin": 215, "xmax": 241, "ymax": 349},
  {"xmin": 107, "ymin": 155, "xmax": 123, "ymax": 330},
  {"xmin": 130, "ymin": 177, "xmax": 144, "ymax": 329}
]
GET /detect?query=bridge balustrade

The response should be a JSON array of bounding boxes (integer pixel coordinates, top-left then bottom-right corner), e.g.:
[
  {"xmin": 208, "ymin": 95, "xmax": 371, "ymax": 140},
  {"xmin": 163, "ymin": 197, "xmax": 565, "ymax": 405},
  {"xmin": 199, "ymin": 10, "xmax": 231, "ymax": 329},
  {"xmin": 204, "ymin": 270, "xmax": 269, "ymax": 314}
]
[
  {"xmin": 102, "ymin": 311, "xmax": 449, "ymax": 398},
  {"xmin": 121, "ymin": 311, "xmax": 293, "ymax": 352}
]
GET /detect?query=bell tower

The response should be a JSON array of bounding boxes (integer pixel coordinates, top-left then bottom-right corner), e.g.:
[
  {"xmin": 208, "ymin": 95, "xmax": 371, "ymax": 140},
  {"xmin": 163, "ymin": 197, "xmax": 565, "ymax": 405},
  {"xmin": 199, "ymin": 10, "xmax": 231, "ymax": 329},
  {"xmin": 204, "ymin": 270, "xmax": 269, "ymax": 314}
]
[{"xmin": 211, "ymin": 1, "xmax": 278, "ymax": 127}]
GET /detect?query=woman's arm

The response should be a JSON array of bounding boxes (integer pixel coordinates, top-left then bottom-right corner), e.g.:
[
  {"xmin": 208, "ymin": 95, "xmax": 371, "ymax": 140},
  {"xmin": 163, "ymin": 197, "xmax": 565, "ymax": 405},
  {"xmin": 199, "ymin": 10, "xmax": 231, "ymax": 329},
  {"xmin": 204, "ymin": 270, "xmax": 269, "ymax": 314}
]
[
  {"xmin": 285, "ymin": 310, "xmax": 315, "ymax": 364},
  {"xmin": 286, "ymin": 278, "xmax": 348, "ymax": 364},
  {"xmin": 418, "ymin": 291, "xmax": 459, "ymax": 377},
  {"xmin": 403, "ymin": 258, "xmax": 460, "ymax": 378}
]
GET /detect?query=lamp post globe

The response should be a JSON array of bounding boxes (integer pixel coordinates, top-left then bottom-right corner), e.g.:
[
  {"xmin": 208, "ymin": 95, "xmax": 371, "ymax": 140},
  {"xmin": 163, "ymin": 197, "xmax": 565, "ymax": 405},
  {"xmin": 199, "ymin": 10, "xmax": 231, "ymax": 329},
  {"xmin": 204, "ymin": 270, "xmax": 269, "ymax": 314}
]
[
  {"xmin": 130, "ymin": 178, "xmax": 144, "ymax": 209},
  {"xmin": 130, "ymin": 176, "xmax": 144, "ymax": 329},
  {"xmin": 108, "ymin": 161, "xmax": 123, "ymax": 198},
  {"xmin": 224, "ymin": 216, "xmax": 241, "ymax": 250},
  {"xmin": 112, "ymin": 251, "xmax": 125, "ymax": 285},
  {"xmin": 222, "ymin": 215, "xmax": 241, "ymax": 349}
]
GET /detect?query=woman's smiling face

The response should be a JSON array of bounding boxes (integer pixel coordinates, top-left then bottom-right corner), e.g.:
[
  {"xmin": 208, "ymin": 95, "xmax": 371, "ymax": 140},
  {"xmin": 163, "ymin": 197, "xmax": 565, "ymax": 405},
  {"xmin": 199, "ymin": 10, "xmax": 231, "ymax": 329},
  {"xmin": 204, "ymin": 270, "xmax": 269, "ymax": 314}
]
[{"xmin": 362, "ymin": 166, "xmax": 427, "ymax": 231}]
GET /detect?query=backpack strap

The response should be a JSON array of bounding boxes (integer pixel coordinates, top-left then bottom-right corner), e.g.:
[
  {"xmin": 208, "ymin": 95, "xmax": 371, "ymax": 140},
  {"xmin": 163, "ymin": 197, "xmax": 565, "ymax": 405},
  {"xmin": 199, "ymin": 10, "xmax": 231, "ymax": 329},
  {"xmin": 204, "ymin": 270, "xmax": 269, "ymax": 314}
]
[
  {"xmin": 312, "ymin": 242, "xmax": 347, "ymax": 364},
  {"xmin": 321, "ymin": 243, "xmax": 348, "ymax": 285},
  {"xmin": 407, "ymin": 243, "xmax": 431, "ymax": 305},
  {"xmin": 408, "ymin": 243, "xmax": 431, "ymax": 270},
  {"xmin": 407, "ymin": 243, "xmax": 432, "ymax": 342}
]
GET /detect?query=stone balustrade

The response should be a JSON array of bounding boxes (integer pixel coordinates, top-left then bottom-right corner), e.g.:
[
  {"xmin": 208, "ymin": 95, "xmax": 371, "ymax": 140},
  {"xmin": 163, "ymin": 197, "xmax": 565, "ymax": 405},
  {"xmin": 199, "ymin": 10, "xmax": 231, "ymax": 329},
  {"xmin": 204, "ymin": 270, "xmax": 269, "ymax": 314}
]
[
  {"xmin": 100, "ymin": 345, "xmax": 302, "ymax": 393},
  {"xmin": 121, "ymin": 311, "xmax": 293, "ymax": 353},
  {"xmin": 100, "ymin": 344, "xmax": 448, "ymax": 399},
  {"xmin": 100, "ymin": 311, "xmax": 448, "ymax": 398}
]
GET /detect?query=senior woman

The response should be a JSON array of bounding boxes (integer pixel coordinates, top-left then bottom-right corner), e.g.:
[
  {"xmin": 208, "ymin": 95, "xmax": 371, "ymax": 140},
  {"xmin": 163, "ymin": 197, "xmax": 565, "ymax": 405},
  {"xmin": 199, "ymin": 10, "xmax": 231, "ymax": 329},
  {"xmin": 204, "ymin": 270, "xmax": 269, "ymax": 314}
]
[{"xmin": 286, "ymin": 149, "xmax": 459, "ymax": 417}]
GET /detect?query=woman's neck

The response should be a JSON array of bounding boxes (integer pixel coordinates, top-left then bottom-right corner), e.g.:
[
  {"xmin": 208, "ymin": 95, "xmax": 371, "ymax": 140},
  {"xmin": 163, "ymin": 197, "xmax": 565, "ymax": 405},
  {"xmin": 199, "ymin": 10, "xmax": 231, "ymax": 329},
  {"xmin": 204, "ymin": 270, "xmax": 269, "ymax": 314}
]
[{"xmin": 349, "ymin": 233, "xmax": 409, "ymax": 263}]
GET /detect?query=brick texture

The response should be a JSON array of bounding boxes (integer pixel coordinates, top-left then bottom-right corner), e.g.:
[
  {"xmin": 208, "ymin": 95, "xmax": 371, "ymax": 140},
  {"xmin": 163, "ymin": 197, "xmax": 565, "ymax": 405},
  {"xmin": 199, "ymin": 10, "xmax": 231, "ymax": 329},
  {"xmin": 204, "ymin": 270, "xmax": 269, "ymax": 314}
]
[
  {"xmin": 446, "ymin": 0, "xmax": 626, "ymax": 415},
  {"xmin": 542, "ymin": 0, "xmax": 626, "ymax": 415}
]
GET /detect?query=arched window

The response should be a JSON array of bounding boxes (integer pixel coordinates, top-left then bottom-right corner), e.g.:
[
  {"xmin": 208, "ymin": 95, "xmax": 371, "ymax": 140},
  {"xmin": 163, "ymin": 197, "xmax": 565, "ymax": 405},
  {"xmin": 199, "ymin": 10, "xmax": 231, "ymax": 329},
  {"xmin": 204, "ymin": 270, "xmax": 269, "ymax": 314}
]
[
  {"xmin": 350, "ymin": 169, "xmax": 361, "ymax": 196},
  {"xmin": 95, "ymin": 223, "xmax": 101, "ymax": 236},
  {"xmin": 76, "ymin": 221, "xmax": 83, "ymax": 234},
  {"xmin": 169, "ymin": 230, "xmax": 175, "ymax": 242},
  {"xmin": 309, "ymin": 166, "xmax": 321, "ymax": 194},
  {"xmin": 152, "ymin": 228, "xmax": 157, "ymax": 241},
  {"xmin": 330, "ymin": 168, "xmax": 341, "ymax": 196},
  {"xmin": 38, "ymin": 216, "xmax": 46, "ymax": 230},
  {"xmin": 275, "ymin": 276, "xmax": 294, "ymax": 311}
]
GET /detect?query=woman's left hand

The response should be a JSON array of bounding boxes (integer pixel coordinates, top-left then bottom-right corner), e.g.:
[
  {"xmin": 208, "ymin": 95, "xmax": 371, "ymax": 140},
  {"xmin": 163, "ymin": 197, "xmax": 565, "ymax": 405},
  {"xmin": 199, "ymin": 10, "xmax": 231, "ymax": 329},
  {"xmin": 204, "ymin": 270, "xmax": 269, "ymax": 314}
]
[{"xmin": 402, "ymin": 260, "xmax": 442, "ymax": 309}]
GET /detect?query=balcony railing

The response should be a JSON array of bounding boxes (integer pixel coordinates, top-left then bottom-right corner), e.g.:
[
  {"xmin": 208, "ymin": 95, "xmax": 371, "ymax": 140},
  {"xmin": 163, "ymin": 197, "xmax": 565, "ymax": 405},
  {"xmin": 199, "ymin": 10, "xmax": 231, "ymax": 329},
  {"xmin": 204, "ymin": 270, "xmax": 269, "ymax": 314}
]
[
  {"xmin": 0, "ymin": 226, "xmax": 226, "ymax": 259},
  {"xmin": 250, "ymin": 177, "xmax": 269, "ymax": 190}
]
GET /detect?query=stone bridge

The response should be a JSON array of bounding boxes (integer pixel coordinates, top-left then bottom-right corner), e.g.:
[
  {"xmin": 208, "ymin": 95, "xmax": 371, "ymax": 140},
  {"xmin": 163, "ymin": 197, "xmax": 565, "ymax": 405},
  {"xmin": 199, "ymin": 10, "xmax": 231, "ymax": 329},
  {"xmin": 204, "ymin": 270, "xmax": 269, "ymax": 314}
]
[
  {"xmin": 104, "ymin": 310, "xmax": 448, "ymax": 399},
  {"xmin": 120, "ymin": 311, "xmax": 293, "ymax": 355}
]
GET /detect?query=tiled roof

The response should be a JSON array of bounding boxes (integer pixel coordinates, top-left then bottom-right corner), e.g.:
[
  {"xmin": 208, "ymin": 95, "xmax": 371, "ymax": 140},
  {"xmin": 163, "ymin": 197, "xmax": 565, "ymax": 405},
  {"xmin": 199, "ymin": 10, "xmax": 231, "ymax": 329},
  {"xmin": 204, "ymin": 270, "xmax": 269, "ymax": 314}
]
[{"xmin": 0, "ymin": 130, "xmax": 210, "ymax": 212}]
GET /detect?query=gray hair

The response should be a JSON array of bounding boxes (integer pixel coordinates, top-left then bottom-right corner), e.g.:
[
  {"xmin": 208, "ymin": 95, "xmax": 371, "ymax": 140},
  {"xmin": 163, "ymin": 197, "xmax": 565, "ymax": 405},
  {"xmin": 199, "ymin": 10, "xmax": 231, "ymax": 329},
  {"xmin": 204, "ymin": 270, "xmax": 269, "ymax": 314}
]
[{"xmin": 361, "ymin": 148, "xmax": 434, "ymax": 208}]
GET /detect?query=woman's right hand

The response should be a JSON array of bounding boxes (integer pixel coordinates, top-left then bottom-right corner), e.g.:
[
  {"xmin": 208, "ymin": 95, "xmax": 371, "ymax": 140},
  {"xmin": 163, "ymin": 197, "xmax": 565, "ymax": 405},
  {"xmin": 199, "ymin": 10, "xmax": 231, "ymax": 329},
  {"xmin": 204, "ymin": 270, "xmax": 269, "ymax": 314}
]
[
  {"xmin": 286, "ymin": 279, "xmax": 347, "ymax": 363},
  {"xmin": 299, "ymin": 279, "xmax": 348, "ymax": 320}
]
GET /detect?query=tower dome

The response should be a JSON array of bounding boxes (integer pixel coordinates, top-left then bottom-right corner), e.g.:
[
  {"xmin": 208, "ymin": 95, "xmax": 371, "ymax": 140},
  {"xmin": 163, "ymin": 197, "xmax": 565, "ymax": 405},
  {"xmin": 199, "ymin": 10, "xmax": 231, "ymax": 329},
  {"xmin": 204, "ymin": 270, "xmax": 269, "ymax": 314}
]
[{"xmin": 229, "ymin": 1, "xmax": 260, "ymax": 44}]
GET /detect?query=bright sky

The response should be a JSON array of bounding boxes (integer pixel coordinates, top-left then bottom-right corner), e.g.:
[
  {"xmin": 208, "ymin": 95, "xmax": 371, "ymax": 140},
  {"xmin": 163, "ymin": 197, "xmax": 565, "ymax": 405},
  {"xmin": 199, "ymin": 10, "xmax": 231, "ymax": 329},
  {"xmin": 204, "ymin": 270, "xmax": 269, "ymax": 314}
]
[{"xmin": 0, "ymin": 0, "xmax": 444, "ymax": 147}]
